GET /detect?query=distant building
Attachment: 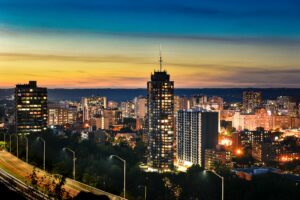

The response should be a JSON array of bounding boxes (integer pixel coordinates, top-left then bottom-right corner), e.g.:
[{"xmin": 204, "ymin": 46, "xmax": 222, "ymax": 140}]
[
  {"xmin": 272, "ymin": 115, "xmax": 292, "ymax": 129},
  {"xmin": 120, "ymin": 101, "xmax": 135, "ymax": 118},
  {"xmin": 147, "ymin": 51, "xmax": 174, "ymax": 172},
  {"xmin": 107, "ymin": 101, "xmax": 119, "ymax": 109},
  {"xmin": 48, "ymin": 105, "xmax": 77, "ymax": 126},
  {"xmin": 277, "ymin": 96, "xmax": 298, "ymax": 117},
  {"xmin": 239, "ymin": 128, "xmax": 270, "ymax": 147},
  {"xmin": 15, "ymin": 81, "xmax": 48, "ymax": 134},
  {"xmin": 134, "ymin": 96, "xmax": 147, "ymax": 130},
  {"xmin": 252, "ymin": 142, "xmax": 276, "ymax": 163},
  {"xmin": 99, "ymin": 109, "xmax": 122, "ymax": 130},
  {"xmin": 205, "ymin": 146, "xmax": 232, "ymax": 170},
  {"xmin": 176, "ymin": 108, "xmax": 219, "ymax": 168},
  {"xmin": 82, "ymin": 96, "xmax": 107, "ymax": 123},
  {"xmin": 232, "ymin": 108, "xmax": 272, "ymax": 131},
  {"xmin": 190, "ymin": 95, "xmax": 208, "ymax": 108},
  {"xmin": 209, "ymin": 96, "xmax": 224, "ymax": 111},
  {"xmin": 243, "ymin": 91, "xmax": 262, "ymax": 113},
  {"xmin": 134, "ymin": 96, "xmax": 147, "ymax": 119}
]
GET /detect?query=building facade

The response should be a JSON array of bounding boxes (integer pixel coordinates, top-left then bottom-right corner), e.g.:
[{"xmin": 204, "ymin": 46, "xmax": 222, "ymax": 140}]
[
  {"xmin": 243, "ymin": 91, "xmax": 262, "ymax": 113},
  {"xmin": 176, "ymin": 108, "xmax": 219, "ymax": 168},
  {"xmin": 205, "ymin": 147, "xmax": 232, "ymax": 170},
  {"xmin": 15, "ymin": 81, "xmax": 48, "ymax": 134},
  {"xmin": 147, "ymin": 70, "xmax": 174, "ymax": 172},
  {"xmin": 82, "ymin": 96, "xmax": 107, "ymax": 123}
]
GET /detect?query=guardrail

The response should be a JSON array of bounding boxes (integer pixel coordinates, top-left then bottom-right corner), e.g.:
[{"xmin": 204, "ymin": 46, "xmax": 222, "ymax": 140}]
[
  {"xmin": 0, "ymin": 168, "xmax": 49, "ymax": 200},
  {"xmin": 0, "ymin": 150, "xmax": 126, "ymax": 200},
  {"xmin": 68, "ymin": 179, "xmax": 127, "ymax": 200}
]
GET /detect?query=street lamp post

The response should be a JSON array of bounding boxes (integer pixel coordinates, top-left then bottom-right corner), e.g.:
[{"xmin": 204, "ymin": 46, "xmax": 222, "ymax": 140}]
[
  {"xmin": 37, "ymin": 137, "xmax": 45, "ymax": 171},
  {"xmin": 204, "ymin": 170, "xmax": 224, "ymax": 200},
  {"xmin": 13, "ymin": 135, "xmax": 19, "ymax": 158},
  {"xmin": 0, "ymin": 132, "xmax": 6, "ymax": 150},
  {"xmin": 138, "ymin": 185, "xmax": 147, "ymax": 200},
  {"xmin": 24, "ymin": 136, "xmax": 28, "ymax": 163},
  {"xmin": 3, "ymin": 133, "xmax": 6, "ymax": 150},
  {"xmin": 63, "ymin": 147, "xmax": 76, "ymax": 180},
  {"xmin": 9, "ymin": 135, "xmax": 12, "ymax": 152},
  {"xmin": 110, "ymin": 155, "xmax": 126, "ymax": 199}
]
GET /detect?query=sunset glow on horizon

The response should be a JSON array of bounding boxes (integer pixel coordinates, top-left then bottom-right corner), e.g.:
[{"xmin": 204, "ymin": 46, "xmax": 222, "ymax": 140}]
[{"xmin": 0, "ymin": 0, "xmax": 299, "ymax": 88}]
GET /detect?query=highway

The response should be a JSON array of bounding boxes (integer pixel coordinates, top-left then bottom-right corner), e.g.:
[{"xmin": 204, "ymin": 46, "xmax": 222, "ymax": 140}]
[
  {"xmin": 0, "ymin": 167, "xmax": 49, "ymax": 199},
  {"xmin": 0, "ymin": 150, "xmax": 125, "ymax": 200}
]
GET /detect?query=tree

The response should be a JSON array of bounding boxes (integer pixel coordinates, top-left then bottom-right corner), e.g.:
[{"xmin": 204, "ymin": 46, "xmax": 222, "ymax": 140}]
[{"xmin": 27, "ymin": 167, "xmax": 38, "ymax": 189}]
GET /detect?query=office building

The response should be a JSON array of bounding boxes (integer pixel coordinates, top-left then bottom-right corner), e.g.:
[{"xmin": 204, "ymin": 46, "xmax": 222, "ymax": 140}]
[{"xmin": 15, "ymin": 81, "xmax": 48, "ymax": 134}]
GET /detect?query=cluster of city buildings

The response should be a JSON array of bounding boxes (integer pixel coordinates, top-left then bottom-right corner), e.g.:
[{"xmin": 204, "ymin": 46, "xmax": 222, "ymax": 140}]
[{"xmin": 1, "ymin": 56, "xmax": 299, "ymax": 175}]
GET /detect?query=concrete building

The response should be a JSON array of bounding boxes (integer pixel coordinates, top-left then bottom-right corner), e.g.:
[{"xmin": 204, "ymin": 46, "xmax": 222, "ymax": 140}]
[
  {"xmin": 82, "ymin": 96, "xmax": 107, "ymax": 123},
  {"xmin": 15, "ymin": 81, "xmax": 48, "ymax": 134},
  {"xmin": 243, "ymin": 91, "xmax": 262, "ymax": 113},
  {"xmin": 205, "ymin": 146, "xmax": 232, "ymax": 170},
  {"xmin": 176, "ymin": 108, "xmax": 219, "ymax": 168},
  {"xmin": 147, "ymin": 52, "xmax": 174, "ymax": 172}
]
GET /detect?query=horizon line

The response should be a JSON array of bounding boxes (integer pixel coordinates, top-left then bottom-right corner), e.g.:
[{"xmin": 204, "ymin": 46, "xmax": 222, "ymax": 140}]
[{"xmin": 1, "ymin": 87, "xmax": 300, "ymax": 90}]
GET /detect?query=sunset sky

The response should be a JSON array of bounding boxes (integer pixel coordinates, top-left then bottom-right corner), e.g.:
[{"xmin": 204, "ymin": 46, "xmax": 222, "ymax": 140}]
[{"xmin": 0, "ymin": 0, "xmax": 300, "ymax": 88}]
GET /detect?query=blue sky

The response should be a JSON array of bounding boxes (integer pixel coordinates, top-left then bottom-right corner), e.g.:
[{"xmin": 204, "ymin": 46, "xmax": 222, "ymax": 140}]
[
  {"xmin": 0, "ymin": 0, "xmax": 299, "ymax": 88},
  {"xmin": 1, "ymin": 0, "xmax": 299, "ymax": 37}
]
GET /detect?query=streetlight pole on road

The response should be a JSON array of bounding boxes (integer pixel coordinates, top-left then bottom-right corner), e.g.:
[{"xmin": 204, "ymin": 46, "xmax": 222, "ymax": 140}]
[
  {"xmin": 37, "ymin": 137, "xmax": 45, "ymax": 171},
  {"xmin": 63, "ymin": 147, "xmax": 76, "ymax": 180},
  {"xmin": 110, "ymin": 155, "xmax": 126, "ymax": 199}
]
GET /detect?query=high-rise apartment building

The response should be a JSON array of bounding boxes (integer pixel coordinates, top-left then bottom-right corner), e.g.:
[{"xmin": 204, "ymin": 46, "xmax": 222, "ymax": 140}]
[
  {"xmin": 147, "ymin": 50, "xmax": 174, "ymax": 172},
  {"xmin": 176, "ymin": 108, "xmax": 218, "ymax": 167},
  {"xmin": 134, "ymin": 96, "xmax": 147, "ymax": 119},
  {"xmin": 15, "ymin": 81, "xmax": 48, "ymax": 134},
  {"xmin": 134, "ymin": 96, "xmax": 147, "ymax": 130},
  {"xmin": 82, "ymin": 97, "xmax": 107, "ymax": 122},
  {"xmin": 243, "ymin": 91, "xmax": 262, "ymax": 113},
  {"xmin": 120, "ymin": 101, "xmax": 135, "ymax": 118}
]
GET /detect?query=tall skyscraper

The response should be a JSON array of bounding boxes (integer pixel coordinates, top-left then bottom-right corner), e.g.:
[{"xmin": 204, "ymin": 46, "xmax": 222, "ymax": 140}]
[
  {"xmin": 15, "ymin": 81, "xmax": 48, "ymax": 134},
  {"xmin": 147, "ymin": 49, "xmax": 174, "ymax": 172},
  {"xmin": 243, "ymin": 91, "xmax": 262, "ymax": 113},
  {"xmin": 176, "ymin": 108, "xmax": 218, "ymax": 168}
]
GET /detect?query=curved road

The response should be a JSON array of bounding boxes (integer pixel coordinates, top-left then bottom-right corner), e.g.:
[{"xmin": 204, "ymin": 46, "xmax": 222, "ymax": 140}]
[{"xmin": 0, "ymin": 150, "xmax": 125, "ymax": 200}]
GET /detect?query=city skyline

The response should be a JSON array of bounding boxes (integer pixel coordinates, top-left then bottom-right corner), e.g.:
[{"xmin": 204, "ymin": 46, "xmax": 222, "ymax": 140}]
[
  {"xmin": 1, "ymin": 0, "xmax": 300, "ymax": 88},
  {"xmin": 0, "ymin": 1, "xmax": 299, "ymax": 199}
]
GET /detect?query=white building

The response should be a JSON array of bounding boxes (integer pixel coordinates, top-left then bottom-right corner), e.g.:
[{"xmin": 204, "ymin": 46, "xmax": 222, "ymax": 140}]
[{"xmin": 176, "ymin": 108, "xmax": 219, "ymax": 168}]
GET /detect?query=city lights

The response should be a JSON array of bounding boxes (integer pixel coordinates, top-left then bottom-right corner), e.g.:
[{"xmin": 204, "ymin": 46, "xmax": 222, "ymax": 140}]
[{"xmin": 0, "ymin": 1, "xmax": 299, "ymax": 199}]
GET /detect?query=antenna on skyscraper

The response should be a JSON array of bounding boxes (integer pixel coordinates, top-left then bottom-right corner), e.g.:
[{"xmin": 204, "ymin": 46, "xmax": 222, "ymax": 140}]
[{"xmin": 159, "ymin": 44, "xmax": 163, "ymax": 72}]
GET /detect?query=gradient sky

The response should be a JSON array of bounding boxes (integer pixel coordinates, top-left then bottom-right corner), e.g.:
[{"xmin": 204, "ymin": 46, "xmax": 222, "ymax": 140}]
[{"xmin": 0, "ymin": 0, "xmax": 300, "ymax": 88}]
